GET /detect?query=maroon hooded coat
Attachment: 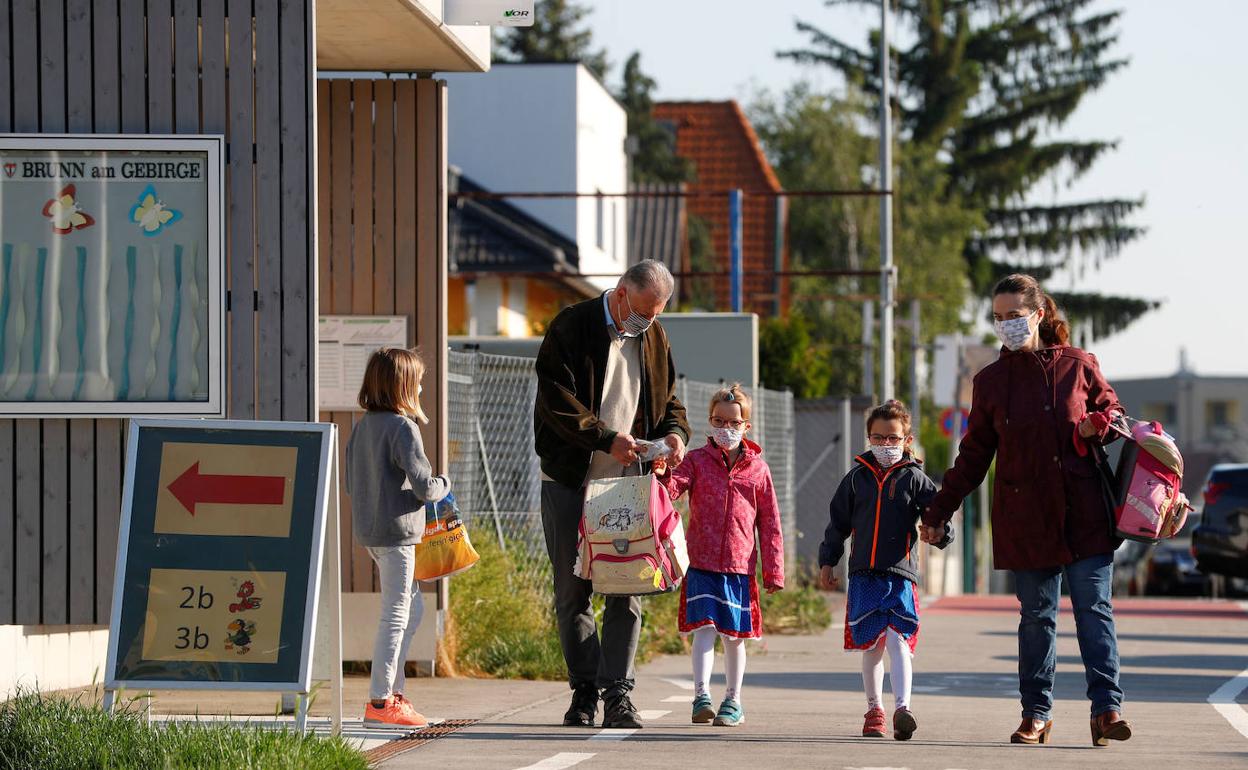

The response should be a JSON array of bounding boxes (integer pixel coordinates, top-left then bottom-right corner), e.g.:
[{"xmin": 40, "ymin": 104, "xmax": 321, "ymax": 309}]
[{"xmin": 922, "ymin": 344, "xmax": 1124, "ymax": 570}]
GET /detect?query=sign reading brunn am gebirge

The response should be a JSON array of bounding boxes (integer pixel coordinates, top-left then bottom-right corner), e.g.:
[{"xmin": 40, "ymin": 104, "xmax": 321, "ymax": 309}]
[{"xmin": 0, "ymin": 135, "xmax": 224, "ymax": 417}]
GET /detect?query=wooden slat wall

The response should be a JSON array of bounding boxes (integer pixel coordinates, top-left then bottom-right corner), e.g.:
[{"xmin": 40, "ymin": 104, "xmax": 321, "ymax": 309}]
[
  {"xmin": 0, "ymin": 0, "xmax": 316, "ymax": 625},
  {"xmin": 317, "ymin": 78, "xmax": 448, "ymax": 593}
]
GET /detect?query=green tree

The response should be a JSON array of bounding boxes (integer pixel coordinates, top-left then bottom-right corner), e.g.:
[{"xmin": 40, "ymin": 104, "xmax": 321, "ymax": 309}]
[
  {"xmin": 617, "ymin": 52, "xmax": 693, "ymax": 184},
  {"xmin": 495, "ymin": 0, "xmax": 608, "ymax": 79},
  {"xmin": 779, "ymin": 0, "xmax": 1157, "ymax": 338},
  {"xmin": 751, "ymin": 85, "xmax": 980, "ymax": 397},
  {"xmin": 759, "ymin": 314, "xmax": 832, "ymax": 398}
]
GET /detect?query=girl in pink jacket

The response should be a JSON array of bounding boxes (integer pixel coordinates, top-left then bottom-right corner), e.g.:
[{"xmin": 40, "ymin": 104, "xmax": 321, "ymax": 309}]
[{"xmin": 655, "ymin": 383, "xmax": 784, "ymax": 728}]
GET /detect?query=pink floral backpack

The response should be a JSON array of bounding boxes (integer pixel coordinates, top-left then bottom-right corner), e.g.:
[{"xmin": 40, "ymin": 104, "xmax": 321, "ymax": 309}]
[{"xmin": 1093, "ymin": 416, "xmax": 1193, "ymax": 543}]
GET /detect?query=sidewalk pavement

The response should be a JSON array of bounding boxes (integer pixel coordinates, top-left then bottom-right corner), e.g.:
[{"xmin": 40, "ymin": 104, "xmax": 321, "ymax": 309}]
[
  {"xmin": 372, "ymin": 595, "xmax": 1248, "ymax": 769},
  {"xmin": 75, "ymin": 595, "xmax": 1248, "ymax": 768}
]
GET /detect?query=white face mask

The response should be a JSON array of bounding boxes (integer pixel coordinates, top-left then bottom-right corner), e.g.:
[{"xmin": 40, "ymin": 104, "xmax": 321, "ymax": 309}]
[
  {"xmin": 870, "ymin": 444, "xmax": 904, "ymax": 467},
  {"xmin": 993, "ymin": 312, "xmax": 1036, "ymax": 351},
  {"xmin": 710, "ymin": 426, "xmax": 744, "ymax": 451},
  {"xmin": 620, "ymin": 291, "xmax": 654, "ymax": 336}
]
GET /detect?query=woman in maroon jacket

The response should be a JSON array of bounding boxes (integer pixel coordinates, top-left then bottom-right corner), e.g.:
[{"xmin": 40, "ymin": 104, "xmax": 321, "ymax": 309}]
[{"xmin": 920, "ymin": 274, "xmax": 1133, "ymax": 748}]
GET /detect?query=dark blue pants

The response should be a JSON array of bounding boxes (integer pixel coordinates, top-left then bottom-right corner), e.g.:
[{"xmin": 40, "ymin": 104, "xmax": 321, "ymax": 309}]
[{"xmin": 1013, "ymin": 552, "xmax": 1124, "ymax": 720}]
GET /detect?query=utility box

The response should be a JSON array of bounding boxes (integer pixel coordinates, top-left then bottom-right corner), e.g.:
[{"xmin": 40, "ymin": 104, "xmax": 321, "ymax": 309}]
[{"xmin": 660, "ymin": 313, "xmax": 759, "ymax": 391}]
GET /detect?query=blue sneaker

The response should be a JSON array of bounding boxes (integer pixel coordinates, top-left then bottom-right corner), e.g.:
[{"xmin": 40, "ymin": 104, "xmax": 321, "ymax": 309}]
[
  {"xmin": 691, "ymin": 693, "xmax": 715, "ymax": 724},
  {"xmin": 713, "ymin": 698, "xmax": 744, "ymax": 727}
]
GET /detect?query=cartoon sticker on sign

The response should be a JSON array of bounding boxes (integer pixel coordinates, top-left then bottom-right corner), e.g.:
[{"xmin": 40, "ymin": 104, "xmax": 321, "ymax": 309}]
[{"xmin": 141, "ymin": 568, "xmax": 286, "ymax": 663}]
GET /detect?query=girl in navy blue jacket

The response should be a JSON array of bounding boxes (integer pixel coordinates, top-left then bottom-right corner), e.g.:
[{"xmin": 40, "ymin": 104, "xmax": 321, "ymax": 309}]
[{"xmin": 819, "ymin": 400, "xmax": 951, "ymax": 741}]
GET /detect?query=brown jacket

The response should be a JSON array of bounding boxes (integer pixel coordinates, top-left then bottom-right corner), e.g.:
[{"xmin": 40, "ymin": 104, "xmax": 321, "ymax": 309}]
[
  {"xmin": 534, "ymin": 294, "xmax": 691, "ymax": 489},
  {"xmin": 922, "ymin": 345, "xmax": 1123, "ymax": 570}
]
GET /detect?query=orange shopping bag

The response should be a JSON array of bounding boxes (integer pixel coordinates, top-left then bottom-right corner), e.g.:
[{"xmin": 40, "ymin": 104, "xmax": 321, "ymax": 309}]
[{"xmin": 413, "ymin": 492, "xmax": 480, "ymax": 580}]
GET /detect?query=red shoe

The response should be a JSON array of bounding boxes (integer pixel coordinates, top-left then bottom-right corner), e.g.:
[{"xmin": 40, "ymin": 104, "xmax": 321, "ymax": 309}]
[
  {"xmin": 863, "ymin": 707, "xmax": 887, "ymax": 737},
  {"xmin": 364, "ymin": 695, "xmax": 427, "ymax": 727}
]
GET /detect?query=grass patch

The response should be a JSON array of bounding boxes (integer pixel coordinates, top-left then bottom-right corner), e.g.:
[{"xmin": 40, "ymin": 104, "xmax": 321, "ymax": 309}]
[
  {"xmin": 0, "ymin": 688, "xmax": 367, "ymax": 770},
  {"xmin": 760, "ymin": 580, "xmax": 834, "ymax": 635},
  {"xmin": 445, "ymin": 536, "xmax": 568, "ymax": 680}
]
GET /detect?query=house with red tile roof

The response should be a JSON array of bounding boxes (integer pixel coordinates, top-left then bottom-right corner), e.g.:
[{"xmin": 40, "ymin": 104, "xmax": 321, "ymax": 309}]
[{"xmin": 652, "ymin": 100, "xmax": 789, "ymax": 316}]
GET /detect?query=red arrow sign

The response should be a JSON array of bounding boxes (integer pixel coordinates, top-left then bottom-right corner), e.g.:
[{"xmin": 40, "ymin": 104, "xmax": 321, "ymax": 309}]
[{"xmin": 168, "ymin": 462, "xmax": 286, "ymax": 515}]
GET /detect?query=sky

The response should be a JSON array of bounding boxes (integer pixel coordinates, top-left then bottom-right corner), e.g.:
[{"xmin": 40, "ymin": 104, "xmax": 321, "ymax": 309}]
[{"xmin": 588, "ymin": 0, "xmax": 1248, "ymax": 381}]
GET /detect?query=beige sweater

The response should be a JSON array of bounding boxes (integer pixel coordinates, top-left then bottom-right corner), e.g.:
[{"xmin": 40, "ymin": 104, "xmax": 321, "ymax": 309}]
[{"xmin": 584, "ymin": 334, "xmax": 642, "ymax": 483}]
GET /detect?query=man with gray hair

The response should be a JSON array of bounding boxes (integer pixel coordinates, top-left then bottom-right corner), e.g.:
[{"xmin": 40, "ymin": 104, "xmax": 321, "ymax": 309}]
[{"xmin": 534, "ymin": 259, "xmax": 690, "ymax": 729}]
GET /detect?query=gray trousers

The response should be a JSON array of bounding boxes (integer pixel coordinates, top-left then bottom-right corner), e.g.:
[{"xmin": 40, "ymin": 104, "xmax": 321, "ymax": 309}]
[
  {"xmin": 366, "ymin": 545, "xmax": 425, "ymax": 701},
  {"xmin": 541, "ymin": 480, "xmax": 641, "ymax": 696}
]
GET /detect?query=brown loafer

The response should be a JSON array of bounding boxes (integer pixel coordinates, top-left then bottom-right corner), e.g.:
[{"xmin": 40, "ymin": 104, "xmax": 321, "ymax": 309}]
[
  {"xmin": 1091, "ymin": 711, "xmax": 1132, "ymax": 747},
  {"xmin": 1010, "ymin": 717, "xmax": 1053, "ymax": 744}
]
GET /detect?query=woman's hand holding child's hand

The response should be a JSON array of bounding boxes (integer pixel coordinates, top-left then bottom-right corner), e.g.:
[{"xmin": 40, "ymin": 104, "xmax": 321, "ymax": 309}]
[
  {"xmin": 919, "ymin": 524, "xmax": 944, "ymax": 544},
  {"xmin": 818, "ymin": 565, "xmax": 840, "ymax": 591}
]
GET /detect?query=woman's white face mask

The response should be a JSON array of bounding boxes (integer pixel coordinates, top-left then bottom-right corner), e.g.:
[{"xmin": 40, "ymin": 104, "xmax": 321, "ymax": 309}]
[{"xmin": 993, "ymin": 311, "xmax": 1036, "ymax": 351}]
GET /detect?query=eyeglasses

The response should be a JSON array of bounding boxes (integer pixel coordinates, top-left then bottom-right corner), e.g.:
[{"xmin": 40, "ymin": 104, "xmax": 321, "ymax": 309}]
[
  {"xmin": 868, "ymin": 434, "xmax": 907, "ymax": 445},
  {"xmin": 711, "ymin": 417, "xmax": 747, "ymax": 429}
]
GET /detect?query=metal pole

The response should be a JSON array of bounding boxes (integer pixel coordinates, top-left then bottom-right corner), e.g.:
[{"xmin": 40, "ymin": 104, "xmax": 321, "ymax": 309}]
[
  {"xmin": 773, "ymin": 196, "xmax": 786, "ymax": 317},
  {"xmin": 878, "ymin": 0, "xmax": 896, "ymax": 401},
  {"xmin": 839, "ymin": 398, "xmax": 853, "ymax": 476},
  {"xmin": 729, "ymin": 189, "xmax": 744, "ymax": 312},
  {"xmin": 910, "ymin": 298, "xmax": 921, "ymax": 434},
  {"xmin": 862, "ymin": 301, "xmax": 875, "ymax": 401},
  {"xmin": 948, "ymin": 334, "xmax": 966, "ymax": 596}
]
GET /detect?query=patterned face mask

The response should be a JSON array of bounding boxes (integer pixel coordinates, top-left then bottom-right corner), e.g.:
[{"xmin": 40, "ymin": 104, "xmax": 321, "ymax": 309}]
[
  {"xmin": 993, "ymin": 311, "xmax": 1035, "ymax": 351},
  {"xmin": 619, "ymin": 291, "xmax": 654, "ymax": 336},
  {"xmin": 710, "ymin": 426, "xmax": 744, "ymax": 451},
  {"xmin": 870, "ymin": 444, "xmax": 904, "ymax": 467}
]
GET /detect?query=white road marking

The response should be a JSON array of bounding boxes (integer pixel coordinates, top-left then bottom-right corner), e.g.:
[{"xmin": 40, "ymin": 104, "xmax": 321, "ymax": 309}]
[
  {"xmin": 910, "ymin": 685, "xmax": 947, "ymax": 693},
  {"xmin": 661, "ymin": 677, "xmax": 695, "ymax": 690},
  {"xmin": 591, "ymin": 728, "xmax": 637, "ymax": 741},
  {"xmin": 1208, "ymin": 663, "xmax": 1248, "ymax": 740},
  {"xmin": 662, "ymin": 695, "xmax": 693, "ymax": 703},
  {"xmin": 514, "ymin": 752, "xmax": 597, "ymax": 770},
  {"xmin": 638, "ymin": 709, "xmax": 671, "ymax": 721}
]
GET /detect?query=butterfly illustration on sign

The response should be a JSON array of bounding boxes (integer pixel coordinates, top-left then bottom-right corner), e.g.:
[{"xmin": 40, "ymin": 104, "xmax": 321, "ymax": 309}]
[
  {"xmin": 42, "ymin": 184, "xmax": 96, "ymax": 234},
  {"xmin": 129, "ymin": 184, "xmax": 182, "ymax": 236}
]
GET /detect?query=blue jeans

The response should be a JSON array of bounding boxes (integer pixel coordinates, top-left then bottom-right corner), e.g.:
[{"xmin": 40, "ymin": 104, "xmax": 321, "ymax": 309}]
[{"xmin": 1013, "ymin": 552, "xmax": 1123, "ymax": 720}]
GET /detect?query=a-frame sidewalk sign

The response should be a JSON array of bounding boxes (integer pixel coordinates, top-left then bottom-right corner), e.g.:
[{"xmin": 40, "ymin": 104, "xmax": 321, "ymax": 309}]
[{"xmin": 102, "ymin": 417, "xmax": 343, "ymax": 735}]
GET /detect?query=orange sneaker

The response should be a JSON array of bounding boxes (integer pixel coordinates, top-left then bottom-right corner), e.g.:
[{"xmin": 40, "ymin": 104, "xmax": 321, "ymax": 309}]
[
  {"xmin": 364, "ymin": 695, "xmax": 426, "ymax": 727},
  {"xmin": 393, "ymin": 693, "xmax": 429, "ymax": 727}
]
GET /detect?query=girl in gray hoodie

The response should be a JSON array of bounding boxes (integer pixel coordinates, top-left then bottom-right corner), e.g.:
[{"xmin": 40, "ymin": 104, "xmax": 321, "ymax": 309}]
[{"xmin": 346, "ymin": 348, "xmax": 450, "ymax": 728}]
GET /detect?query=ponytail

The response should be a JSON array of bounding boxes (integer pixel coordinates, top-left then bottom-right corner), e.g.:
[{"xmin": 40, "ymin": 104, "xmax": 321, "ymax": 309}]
[{"xmin": 1038, "ymin": 293, "xmax": 1070, "ymax": 346}]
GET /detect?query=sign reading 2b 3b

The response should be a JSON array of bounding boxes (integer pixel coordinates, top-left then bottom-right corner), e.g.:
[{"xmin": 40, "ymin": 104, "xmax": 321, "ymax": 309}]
[{"xmin": 105, "ymin": 418, "xmax": 334, "ymax": 692}]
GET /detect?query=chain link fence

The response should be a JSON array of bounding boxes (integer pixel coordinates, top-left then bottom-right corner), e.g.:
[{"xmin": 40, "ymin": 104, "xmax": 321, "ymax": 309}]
[{"xmin": 447, "ymin": 350, "xmax": 797, "ymax": 594}]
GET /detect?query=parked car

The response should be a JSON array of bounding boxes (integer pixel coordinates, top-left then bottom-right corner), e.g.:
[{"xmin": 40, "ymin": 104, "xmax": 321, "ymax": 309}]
[
  {"xmin": 1113, "ymin": 539, "xmax": 1150, "ymax": 596},
  {"xmin": 1142, "ymin": 512, "xmax": 1207, "ymax": 595},
  {"xmin": 1192, "ymin": 464, "xmax": 1248, "ymax": 580}
]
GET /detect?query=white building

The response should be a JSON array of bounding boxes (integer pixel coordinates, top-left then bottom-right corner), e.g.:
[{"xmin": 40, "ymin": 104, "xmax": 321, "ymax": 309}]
[{"xmin": 444, "ymin": 63, "xmax": 629, "ymax": 311}]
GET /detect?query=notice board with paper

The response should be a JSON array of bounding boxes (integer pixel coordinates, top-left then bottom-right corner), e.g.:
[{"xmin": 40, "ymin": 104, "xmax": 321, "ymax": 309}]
[
  {"xmin": 105, "ymin": 418, "xmax": 335, "ymax": 691},
  {"xmin": 317, "ymin": 316, "xmax": 407, "ymax": 410}
]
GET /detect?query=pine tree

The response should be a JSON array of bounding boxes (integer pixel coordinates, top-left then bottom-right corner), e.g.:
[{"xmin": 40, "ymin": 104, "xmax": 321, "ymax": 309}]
[
  {"xmin": 495, "ymin": 0, "xmax": 608, "ymax": 80},
  {"xmin": 779, "ymin": 0, "xmax": 1157, "ymax": 338},
  {"xmin": 616, "ymin": 52, "xmax": 693, "ymax": 184}
]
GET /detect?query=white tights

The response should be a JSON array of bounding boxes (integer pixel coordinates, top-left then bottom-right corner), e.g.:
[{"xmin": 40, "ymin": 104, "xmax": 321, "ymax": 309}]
[
  {"xmin": 861, "ymin": 627, "xmax": 913, "ymax": 711},
  {"xmin": 691, "ymin": 626, "xmax": 747, "ymax": 702}
]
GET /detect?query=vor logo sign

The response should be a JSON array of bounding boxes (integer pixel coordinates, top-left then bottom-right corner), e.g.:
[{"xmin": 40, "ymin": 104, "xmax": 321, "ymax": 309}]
[{"xmin": 504, "ymin": 9, "xmax": 529, "ymax": 17}]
